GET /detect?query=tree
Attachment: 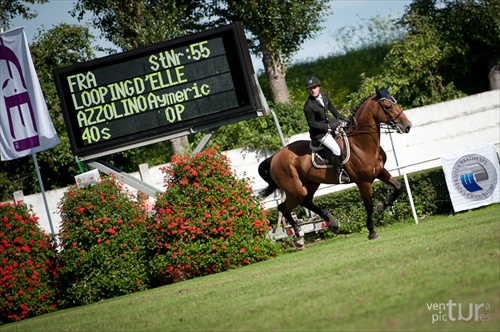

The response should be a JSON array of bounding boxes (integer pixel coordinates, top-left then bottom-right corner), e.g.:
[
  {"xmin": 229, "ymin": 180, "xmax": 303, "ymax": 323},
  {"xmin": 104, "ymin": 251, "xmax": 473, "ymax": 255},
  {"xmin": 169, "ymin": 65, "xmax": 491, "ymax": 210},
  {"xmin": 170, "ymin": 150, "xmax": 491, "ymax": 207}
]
[
  {"xmin": 345, "ymin": 14, "xmax": 466, "ymax": 110},
  {"xmin": 331, "ymin": 15, "xmax": 405, "ymax": 55},
  {"xmin": 208, "ymin": 0, "xmax": 330, "ymax": 104},
  {"xmin": 343, "ymin": 0, "xmax": 500, "ymax": 110},
  {"xmin": 71, "ymin": 0, "xmax": 207, "ymax": 51},
  {"xmin": 0, "ymin": 0, "xmax": 48, "ymax": 30},
  {"xmin": 399, "ymin": 0, "xmax": 500, "ymax": 94}
]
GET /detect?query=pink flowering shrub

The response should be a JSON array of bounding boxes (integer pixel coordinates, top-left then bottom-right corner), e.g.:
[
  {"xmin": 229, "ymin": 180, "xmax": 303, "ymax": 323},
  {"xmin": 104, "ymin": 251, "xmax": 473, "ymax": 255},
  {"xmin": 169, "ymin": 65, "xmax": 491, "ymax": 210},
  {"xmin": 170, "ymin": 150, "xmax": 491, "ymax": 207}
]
[
  {"xmin": 56, "ymin": 177, "xmax": 149, "ymax": 308},
  {"xmin": 148, "ymin": 148, "xmax": 281, "ymax": 285},
  {"xmin": 0, "ymin": 202, "xmax": 58, "ymax": 324}
]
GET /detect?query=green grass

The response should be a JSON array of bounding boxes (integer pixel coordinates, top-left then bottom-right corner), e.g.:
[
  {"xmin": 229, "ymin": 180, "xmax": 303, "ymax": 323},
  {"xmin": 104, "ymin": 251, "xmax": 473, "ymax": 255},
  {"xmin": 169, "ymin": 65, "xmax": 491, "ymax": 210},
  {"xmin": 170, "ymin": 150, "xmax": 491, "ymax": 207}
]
[{"xmin": 2, "ymin": 204, "xmax": 499, "ymax": 331}]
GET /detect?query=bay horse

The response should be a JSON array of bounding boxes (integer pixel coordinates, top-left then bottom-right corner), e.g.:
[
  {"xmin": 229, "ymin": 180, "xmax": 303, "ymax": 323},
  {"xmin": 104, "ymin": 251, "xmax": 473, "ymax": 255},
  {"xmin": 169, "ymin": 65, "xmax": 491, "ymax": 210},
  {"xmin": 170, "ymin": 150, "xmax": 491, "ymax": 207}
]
[{"xmin": 258, "ymin": 85, "xmax": 412, "ymax": 247}]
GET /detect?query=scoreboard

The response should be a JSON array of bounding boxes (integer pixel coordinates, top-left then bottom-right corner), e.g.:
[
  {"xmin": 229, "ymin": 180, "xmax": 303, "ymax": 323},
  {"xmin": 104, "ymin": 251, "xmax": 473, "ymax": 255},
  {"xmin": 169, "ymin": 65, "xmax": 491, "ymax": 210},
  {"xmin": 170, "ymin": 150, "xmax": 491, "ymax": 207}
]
[{"xmin": 54, "ymin": 22, "xmax": 263, "ymax": 159}]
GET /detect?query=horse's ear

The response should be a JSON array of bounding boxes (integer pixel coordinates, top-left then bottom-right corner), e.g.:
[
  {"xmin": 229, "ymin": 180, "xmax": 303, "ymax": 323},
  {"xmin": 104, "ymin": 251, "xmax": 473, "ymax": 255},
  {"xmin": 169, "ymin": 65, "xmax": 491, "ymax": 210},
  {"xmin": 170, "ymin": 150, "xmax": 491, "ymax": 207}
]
[
  {"xmin": 385, "ymin": 84, "xmax": 391, "ymax": 92},
  {"xmin": 376, "ymin": 87, "xmax": 382, "ymax": 99}
]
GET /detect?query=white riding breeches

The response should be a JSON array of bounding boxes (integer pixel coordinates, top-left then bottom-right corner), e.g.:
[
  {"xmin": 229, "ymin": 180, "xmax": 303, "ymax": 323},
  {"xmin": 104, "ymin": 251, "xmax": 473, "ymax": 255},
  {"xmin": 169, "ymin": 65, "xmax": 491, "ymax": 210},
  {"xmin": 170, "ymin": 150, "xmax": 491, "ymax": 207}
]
[{"xmin": 321, "ymin": 133, "xmax": 341, "ymax": 156}]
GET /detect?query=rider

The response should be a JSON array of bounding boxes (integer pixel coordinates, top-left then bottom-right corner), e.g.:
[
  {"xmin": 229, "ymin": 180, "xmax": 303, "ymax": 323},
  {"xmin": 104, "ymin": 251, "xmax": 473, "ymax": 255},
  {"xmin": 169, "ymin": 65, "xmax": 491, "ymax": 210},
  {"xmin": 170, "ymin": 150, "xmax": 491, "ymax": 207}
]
[{"xmin": 303, "ymin": 76, "xmax": 350, "ymax": 183}]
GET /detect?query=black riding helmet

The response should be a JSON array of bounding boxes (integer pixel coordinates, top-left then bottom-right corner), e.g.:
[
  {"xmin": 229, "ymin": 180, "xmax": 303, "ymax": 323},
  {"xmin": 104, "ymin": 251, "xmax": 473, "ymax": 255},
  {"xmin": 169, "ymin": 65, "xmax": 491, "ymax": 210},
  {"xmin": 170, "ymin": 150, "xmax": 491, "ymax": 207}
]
[{"xmin": 305, "ymin": 76, "xmax": 321, "ymax": 89}]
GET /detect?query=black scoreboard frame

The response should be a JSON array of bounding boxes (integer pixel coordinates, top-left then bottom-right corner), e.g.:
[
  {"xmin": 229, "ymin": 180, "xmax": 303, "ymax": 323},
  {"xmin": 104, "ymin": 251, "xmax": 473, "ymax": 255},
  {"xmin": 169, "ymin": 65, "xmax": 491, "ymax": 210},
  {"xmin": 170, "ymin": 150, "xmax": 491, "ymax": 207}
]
[{"xmin": 54, "ymin": 22, "xmax": 263, "ymax": 160}]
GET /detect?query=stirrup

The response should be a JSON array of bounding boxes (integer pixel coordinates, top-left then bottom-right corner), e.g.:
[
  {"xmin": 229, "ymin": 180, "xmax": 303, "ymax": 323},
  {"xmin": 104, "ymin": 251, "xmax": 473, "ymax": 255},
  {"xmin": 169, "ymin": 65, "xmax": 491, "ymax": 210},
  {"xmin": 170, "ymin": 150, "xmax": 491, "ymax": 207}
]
[{"xmin": 338, "ymin": 170, "xmax": 350, "ymax": 184}]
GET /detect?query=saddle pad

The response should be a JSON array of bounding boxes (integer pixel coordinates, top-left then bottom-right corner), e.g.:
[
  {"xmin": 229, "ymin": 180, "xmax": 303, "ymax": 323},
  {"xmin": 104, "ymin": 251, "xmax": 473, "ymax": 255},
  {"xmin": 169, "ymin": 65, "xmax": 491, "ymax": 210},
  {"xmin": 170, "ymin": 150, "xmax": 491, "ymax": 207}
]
[
  {"xmin": 311, "ymin": 151, "xmax": 332, "ymax": 169},
  {"xmin": 310, "ymin": 129, "xmax": 350, "ymax": 169}
]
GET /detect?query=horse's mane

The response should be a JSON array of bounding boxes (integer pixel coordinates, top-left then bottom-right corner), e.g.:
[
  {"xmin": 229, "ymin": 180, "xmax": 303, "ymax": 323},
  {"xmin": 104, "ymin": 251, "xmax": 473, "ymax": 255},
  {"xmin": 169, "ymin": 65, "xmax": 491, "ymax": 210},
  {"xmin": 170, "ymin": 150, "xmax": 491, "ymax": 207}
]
[
  {"xmin": 350, "ymin": 94, "xmax": 375, "ymax": 116},
  {"xmin": 344, "ymin": 94, "xmax": 377, "ymax": 134}
]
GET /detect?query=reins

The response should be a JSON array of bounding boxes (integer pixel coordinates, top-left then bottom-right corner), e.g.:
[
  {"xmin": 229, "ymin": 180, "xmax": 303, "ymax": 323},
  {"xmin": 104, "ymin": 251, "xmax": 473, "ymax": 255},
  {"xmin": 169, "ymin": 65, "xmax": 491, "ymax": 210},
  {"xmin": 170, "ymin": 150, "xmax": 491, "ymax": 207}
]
[{"xmin": 343, "ymin": 94, "xmax": 404, "ymax": 136}]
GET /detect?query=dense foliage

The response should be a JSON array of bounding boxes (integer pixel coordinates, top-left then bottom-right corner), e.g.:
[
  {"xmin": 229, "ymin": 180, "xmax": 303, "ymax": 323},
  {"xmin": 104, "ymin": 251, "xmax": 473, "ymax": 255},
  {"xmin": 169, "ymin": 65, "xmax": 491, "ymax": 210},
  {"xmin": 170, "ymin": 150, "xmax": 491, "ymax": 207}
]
[
  {"xmin": 400, "ymin": 0, "xmax": 500, "ymax": 95},
  {"xmin": 346, "ymin": 0, "xmax": 499, "ymax": 109},
  {"xmin": 0, "ymin": 0, "xmax": 48, "ymax": 30},
  {"xmin": 345, "ymin": 14, "xmax": 466, "ymax": 110},
  {"xmin": 71, "ymin": 0, "xmax": 208, "ymax": 52},
  {"xmin": 149, "ymin": 148, "xmax": 281, "ymax": 285},
  {"xmin": 56, "ymin": 178, "xmax": 150, "ymax": 308},
  {"xmin": 55, "ymin": 149, "xmax": 280, "ymax": 307},
  {"xmin": 0, "ymin": 202, "xmax": 57, "ymax": 324}
]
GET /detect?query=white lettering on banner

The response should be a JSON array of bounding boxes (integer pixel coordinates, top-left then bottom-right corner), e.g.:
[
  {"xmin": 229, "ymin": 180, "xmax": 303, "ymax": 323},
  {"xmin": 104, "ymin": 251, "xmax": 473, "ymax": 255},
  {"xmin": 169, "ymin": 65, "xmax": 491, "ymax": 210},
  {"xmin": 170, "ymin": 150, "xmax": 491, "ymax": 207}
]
[{"xmin": 0, "ymin": 27, "xmax": 59, "ymax": 161}]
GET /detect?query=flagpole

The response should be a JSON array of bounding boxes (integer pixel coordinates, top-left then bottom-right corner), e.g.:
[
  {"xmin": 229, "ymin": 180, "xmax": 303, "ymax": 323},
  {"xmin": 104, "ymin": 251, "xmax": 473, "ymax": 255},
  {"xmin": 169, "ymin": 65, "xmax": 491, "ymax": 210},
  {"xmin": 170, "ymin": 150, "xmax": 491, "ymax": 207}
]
[{"xmin": 32, "ymin": 153, "xmax": 56, "ymax": 239}]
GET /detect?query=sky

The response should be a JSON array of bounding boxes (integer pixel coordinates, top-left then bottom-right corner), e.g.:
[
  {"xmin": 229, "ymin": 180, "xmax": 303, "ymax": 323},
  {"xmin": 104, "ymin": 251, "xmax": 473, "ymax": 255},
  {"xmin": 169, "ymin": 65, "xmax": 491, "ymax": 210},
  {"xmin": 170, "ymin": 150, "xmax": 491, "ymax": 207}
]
[{"xmin": 9, "ymin": 0, "xmax": 413, "ymax": 72}]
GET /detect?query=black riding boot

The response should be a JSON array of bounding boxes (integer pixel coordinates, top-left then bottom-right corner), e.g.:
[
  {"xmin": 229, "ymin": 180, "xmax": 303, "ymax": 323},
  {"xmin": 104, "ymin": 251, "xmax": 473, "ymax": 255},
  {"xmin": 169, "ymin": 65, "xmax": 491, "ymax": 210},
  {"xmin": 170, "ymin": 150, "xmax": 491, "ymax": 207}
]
[{"xmin": 331, "ymin": 155, "xmax": 349, "ymax": 183}]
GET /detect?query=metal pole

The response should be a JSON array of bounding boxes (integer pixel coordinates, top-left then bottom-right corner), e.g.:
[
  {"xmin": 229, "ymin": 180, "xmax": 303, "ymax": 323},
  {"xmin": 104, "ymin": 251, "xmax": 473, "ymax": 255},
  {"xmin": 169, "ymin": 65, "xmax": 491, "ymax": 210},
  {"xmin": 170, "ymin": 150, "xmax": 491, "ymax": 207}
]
[
  {"xmin": 32, "ymin": 153, "xmax": 56, "ymax": 237},
  {"xmin": 75, "ymin": 156, "xmax": 84, "ymax": 173},
  {"xmin": 192, "ymin": 127, "xmax": 219, "ymax": 155},
  {"xmin": 270, "ymin": 108, "xmax": 286, "ymax": 148},
  {"xmin": 403, "ymin": 170, "xmax": 419, "ymax": 224},
  {"xmin": 387, "ymin": 130, "xmax": 401, "ymax": 176}
]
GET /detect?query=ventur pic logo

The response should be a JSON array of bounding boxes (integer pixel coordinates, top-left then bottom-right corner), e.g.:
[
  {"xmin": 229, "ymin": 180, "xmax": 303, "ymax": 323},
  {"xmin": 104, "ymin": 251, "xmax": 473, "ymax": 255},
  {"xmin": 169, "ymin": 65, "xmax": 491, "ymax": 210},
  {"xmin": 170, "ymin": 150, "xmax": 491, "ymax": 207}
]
[{"xmin": 427, "ymin": 300, "xmax": 491, "ymax": 324}]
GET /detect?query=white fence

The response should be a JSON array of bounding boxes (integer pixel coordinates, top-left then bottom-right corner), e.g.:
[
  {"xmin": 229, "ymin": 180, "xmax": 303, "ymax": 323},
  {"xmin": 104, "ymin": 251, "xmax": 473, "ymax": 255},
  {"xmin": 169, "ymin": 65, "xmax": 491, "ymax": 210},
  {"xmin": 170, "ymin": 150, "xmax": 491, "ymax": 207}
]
[{"xmin": 10, "ymin": 90, "xmax": 500, "ymax": 236}]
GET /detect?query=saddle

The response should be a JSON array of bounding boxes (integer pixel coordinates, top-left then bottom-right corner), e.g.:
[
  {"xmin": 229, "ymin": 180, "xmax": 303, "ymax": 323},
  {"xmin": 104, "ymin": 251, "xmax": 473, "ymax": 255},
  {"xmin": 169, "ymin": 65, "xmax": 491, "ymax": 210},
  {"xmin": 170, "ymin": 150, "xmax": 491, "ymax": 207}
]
[{"xmin": 310, "ymin": 128, "xmax": 350, "ymax": 169}]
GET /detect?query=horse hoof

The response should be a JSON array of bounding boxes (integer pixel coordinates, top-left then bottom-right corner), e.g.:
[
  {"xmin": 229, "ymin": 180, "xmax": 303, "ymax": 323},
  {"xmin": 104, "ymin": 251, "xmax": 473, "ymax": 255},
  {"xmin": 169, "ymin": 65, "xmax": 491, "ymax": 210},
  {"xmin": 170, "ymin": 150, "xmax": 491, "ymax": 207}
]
[
  {"xmin": 368, "ymin": 233, "xmax": 381, "ymax": 240},
  {"xmin": 293, "ymin": 236, "xmax": 305, "ymax": 250},
  {"xmin": 375, "ymin": 202, "xmax": 385, "ymax": 214},
  {"xmin": 329, "ymin": 225, "xmax": 341, "ymax": 234},
  {"xmin": 326, "ymin": 213, "xmax": 340, "ymax": 234},
  {"xmin": 292, "ymin": 241, "xmax": 305, "ymax": 250}
]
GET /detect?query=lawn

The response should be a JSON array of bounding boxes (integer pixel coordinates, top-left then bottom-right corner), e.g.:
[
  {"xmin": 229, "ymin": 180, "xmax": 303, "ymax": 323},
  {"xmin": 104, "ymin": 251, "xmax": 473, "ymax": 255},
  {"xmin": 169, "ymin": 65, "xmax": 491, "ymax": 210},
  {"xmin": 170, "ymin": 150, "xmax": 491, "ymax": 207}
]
[{"xmin": 1, "ymin": 204, "xmax": 499, "ymax": 331}]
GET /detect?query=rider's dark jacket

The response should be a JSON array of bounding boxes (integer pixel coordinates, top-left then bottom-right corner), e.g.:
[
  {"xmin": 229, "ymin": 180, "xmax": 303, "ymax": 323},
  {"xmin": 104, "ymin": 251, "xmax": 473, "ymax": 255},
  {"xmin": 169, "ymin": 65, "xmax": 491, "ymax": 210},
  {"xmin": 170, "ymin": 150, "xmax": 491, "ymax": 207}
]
[{"xmin": 303, "ymin": 91, "xmax": 349, "ymax": 142}]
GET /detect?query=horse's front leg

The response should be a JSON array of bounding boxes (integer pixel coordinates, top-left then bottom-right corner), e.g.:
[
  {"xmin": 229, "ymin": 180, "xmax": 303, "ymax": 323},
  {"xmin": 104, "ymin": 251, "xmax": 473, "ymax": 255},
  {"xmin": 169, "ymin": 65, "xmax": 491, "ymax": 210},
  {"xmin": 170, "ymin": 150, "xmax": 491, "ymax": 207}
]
[
  {"xmin": 357, "ymin": 181, "xmax": 380, "ymax": 240},
  {"xmin": 375, "ymin": 167, "xmax": 403, "ymax": 214}
]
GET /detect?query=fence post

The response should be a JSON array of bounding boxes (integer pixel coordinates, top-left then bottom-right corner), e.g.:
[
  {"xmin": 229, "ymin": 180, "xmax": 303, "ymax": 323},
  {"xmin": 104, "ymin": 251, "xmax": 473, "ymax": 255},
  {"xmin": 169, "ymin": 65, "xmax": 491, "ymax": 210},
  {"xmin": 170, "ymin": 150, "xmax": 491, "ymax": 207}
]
[{"xmin": 403, "ymin": 171, "xmax": 419, "ymax": 224}]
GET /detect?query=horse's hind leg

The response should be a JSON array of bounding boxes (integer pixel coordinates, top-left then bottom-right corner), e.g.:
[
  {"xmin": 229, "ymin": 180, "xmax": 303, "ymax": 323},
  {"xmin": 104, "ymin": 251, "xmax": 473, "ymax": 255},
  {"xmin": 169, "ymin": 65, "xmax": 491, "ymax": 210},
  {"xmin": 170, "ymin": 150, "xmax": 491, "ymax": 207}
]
[
  {"xmin": 278, "ymin": 199, "xmax": 306, "ymax": 250},
  {"xmin": 375, "ymin": 167, "xmax": 403, "ymax": 214},
  {"xmin": 301, "ymin": 182, "xmax": 340, "ymax": 234},
  {"xmin": 275, "ymin": 176, "xmax": 308, "ymax": 249}
]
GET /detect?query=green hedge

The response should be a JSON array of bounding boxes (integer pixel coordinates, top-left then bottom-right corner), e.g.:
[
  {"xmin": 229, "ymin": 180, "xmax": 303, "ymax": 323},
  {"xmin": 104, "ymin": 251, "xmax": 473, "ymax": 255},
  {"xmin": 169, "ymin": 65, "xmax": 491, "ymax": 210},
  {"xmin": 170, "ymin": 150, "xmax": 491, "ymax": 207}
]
[
  {"xmin": 56, "ymin": 177, "xmax": 150, "ymax": 308},
  {"xmin": 265, "ymin": 167, "xmax": 453, "ymax": 235},
  {"xmin": 150, "ymin": 148, "xmax": 281, "ymax": 286},
  {"xmin": 0, "ymin": 202, "xmax": 58, "ymax": 324}
]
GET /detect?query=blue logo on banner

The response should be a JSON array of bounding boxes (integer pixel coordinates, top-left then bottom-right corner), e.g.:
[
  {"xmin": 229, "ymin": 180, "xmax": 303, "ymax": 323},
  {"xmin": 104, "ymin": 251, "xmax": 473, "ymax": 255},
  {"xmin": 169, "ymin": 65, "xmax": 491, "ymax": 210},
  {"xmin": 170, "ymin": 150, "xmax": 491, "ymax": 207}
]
[
  {"xmin": 459, "ymin": 164, "xmax": 488, "ymax": 192},
  {"xmin": 452, "ymin": 154, "xmax": 497, "ymax": 201}
]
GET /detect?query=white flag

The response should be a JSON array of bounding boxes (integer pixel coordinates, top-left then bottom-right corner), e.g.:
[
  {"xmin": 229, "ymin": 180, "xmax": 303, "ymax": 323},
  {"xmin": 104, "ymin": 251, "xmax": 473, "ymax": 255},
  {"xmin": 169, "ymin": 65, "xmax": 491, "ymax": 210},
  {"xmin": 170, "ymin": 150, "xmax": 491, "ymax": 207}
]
[
  {"xmin": 441, "ymin": 144, "xmax": 500, "ymax": 212},
  {"xmin": 0, "ymin": 27, "xmax": 60, "ymax": 161}
]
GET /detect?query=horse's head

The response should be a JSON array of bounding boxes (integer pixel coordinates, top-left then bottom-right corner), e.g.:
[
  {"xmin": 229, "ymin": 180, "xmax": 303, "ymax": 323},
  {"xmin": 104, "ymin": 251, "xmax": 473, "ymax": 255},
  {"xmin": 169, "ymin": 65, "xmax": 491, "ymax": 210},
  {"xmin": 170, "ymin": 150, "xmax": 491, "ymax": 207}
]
[{"xmin": 375, "ymin": 85, "xmax": 412, "ymax": 134}]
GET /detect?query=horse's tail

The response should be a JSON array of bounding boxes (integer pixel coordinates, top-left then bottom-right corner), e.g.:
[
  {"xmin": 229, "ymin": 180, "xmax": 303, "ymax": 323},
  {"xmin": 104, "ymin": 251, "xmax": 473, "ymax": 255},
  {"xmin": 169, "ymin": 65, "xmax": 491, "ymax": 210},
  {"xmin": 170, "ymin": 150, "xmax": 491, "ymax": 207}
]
[{"xmin": 257, "ymin": 156, "xmax": 279, "ymax": 199}]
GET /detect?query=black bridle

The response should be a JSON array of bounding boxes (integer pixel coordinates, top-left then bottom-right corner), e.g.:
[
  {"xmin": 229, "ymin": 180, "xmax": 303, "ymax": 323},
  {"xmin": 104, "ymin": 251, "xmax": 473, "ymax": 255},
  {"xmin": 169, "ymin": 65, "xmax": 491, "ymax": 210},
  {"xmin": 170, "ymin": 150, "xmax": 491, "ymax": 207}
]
[
  {"xmin": 345, "ymin": 93, "xmax": 405, "ymax": 135},
  {"xmin": 377, "ymin": 95, "xmax": 404, "ymax": 131}
]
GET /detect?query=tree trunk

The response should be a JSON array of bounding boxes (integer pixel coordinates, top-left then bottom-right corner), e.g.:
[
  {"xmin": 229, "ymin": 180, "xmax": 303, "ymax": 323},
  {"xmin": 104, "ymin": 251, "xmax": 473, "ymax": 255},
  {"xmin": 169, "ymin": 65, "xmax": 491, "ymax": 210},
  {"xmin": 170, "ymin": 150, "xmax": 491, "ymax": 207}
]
[
  {"xmin": 261, "ymin": 42, "xmax": 290, "ymax": 104},
  {"xmin": 488, "ymin": 63, "xmax": 500, "ymax": 90},
  {"xmin": 169, "ymin": 136, "xmax": 189, "ymax": 155}
]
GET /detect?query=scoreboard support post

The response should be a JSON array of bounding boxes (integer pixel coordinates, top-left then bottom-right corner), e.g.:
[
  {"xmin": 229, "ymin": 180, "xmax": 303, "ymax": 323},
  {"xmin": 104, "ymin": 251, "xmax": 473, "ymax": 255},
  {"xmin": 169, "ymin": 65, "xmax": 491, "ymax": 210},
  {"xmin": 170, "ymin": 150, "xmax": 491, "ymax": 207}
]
[{"xmin": 86, "ymin": 158, "xmax": 162, "ymax": 197}]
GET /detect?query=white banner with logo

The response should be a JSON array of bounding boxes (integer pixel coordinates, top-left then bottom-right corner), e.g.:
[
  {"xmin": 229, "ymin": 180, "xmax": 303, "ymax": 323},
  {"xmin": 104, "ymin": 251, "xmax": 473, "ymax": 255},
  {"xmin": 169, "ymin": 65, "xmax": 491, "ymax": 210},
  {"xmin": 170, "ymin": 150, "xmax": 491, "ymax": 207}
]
[
  {"xmin": 0, "ymin": 27, "xmax": 60, "ymax": 161},
  {"xmin": 441, "ymin": 144, "xmax": 500, "ymax": 212}
]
